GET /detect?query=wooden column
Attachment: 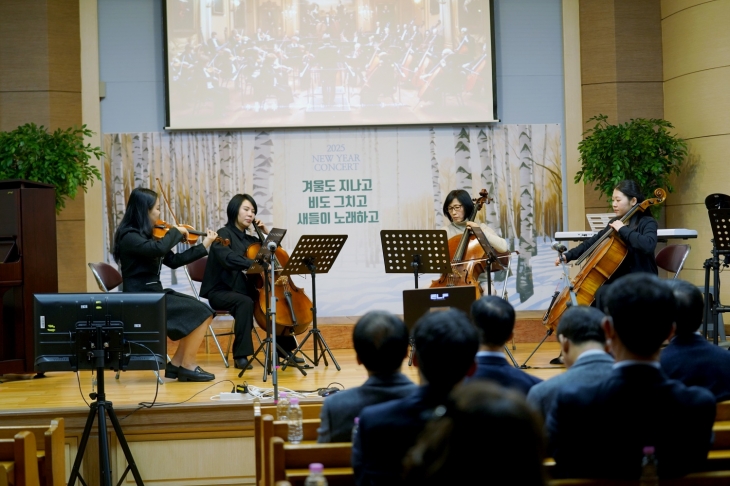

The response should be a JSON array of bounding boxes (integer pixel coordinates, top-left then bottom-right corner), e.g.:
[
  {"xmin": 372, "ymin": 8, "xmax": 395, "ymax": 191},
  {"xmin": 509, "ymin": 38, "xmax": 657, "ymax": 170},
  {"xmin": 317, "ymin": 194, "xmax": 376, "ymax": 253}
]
[
  {"xmin": 578, "ymin": 0, "xmax": 664, "ymax": 222},
  {"xmin": 0, "ymin": 0, "xmax": 86, "ymax": 292}
]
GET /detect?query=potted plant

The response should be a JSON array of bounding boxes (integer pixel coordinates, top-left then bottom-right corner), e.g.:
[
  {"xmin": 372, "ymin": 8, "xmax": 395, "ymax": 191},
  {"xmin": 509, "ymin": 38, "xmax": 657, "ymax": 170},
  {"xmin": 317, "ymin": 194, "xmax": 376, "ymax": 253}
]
[
  {"xmin": 0, "ymin": 123, "xmax": 103, "ymax": 212},
  {"xmin": 575, "ymin": 114, "xmax": 687, "ymax": 216}
]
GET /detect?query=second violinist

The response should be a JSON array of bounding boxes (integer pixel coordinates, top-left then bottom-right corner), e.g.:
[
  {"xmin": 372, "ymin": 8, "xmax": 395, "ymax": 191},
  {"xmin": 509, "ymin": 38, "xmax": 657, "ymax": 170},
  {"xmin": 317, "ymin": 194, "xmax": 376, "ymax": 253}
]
[{"xmin": 200, "ymin": 194, "xmax": 300, "ymax": 371}]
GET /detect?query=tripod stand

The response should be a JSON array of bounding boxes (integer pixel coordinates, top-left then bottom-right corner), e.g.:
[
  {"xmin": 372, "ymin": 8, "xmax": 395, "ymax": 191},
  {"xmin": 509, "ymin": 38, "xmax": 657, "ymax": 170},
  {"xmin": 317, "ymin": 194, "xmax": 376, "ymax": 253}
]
[
  {"xmin": 521, "ymin": 247, "xmax": 576, "ymax": 368},
  {"xmin": 68, "ymin": 326, "xmax": 144, "ymax": 486},
  {"xmin": 702, "ymin": 201, "xmax": 730, "ymax": 345},
  {"xmin": 246, "ymin": 229, "xmax": 307, "ymax": 383},
  {"xmin": 286, "ymin": 234, "xmax": 348, "ymax": 369}
]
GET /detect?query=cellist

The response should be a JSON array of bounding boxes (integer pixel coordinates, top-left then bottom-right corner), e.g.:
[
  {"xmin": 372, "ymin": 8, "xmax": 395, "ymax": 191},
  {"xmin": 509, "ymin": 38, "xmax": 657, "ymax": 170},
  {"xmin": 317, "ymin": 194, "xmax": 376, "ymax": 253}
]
[
  {"xmin": 199, "ymin": 194, "xmax": 300, "ymax": 372},
  {"xmin": 442, "ymin": 189, "xmax": 508, "ymax": 294},
  {"xmin": 550, "ymin": 179, "xmax": 658, "ymax": 364}
]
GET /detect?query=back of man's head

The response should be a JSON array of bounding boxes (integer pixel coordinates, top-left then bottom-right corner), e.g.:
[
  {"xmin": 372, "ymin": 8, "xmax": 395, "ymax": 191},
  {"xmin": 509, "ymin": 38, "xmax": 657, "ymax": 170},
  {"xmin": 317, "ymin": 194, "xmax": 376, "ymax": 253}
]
[
  {"xmin": 557, "ymin": 305, "xmax": 606, "ymax": 345},
  {"xmin": 413, "ymin": 309, "xmax": 479, "ymax": 389},
  {"xmin": 353, "ymin": 311, "xmax": 410, "ymax": 374},
  {"xmin": 665, "ymin": 279, "xmax": 704, "ymax": 336},
  {"xmin": 604, "ymin": 273, "xmax": 676, "ymax": 357},
  {"xmin": 470, "ymin": 296, "xmax": 515, "ymax": 347}
]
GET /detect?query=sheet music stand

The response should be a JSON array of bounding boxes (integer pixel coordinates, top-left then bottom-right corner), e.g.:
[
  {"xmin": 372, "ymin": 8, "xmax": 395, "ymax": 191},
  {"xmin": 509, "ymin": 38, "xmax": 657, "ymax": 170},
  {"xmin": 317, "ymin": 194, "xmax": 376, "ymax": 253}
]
[
  {"xmin": 246, "ymin": 229, "xmax": 307, "ymax": 389},
  {"xmin": 379, "ymin": 230, "xmax": 452, "ymax": 288},
  {"xmin": 469, "ymin": 226, "xmax": 511, "ymax": 296},
  {"xmin": 703, "ymin": 206, "xmax": 730, "ymax": 344},
  {"xmin": 283, "ymin": 234, "xmax": 348, "ymax": 369}
]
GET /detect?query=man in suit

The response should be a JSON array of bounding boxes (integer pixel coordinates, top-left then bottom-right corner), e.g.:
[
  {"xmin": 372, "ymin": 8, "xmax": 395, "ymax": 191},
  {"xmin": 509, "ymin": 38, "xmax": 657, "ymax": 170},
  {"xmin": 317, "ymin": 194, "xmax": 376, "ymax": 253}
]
[
  {"xmin": 317, "ymin": 311, "xmax": 417, "ymax": 443},
  {"xmin": 527, "ymin": 305, "xmax": 614, "ymax": 420},
  {"xmin": 469, "ymin": 296, "xmax": 542, "ymax": 394},
  {"xmin": 547, "ymin": 273, "xmax": 716, "ymax": 479},
  {"xmin": 660, "ymin": 279, "xmax": 730, "ymax": 401},
  {"xmin": 352, "ymin": 309, "xmax": 479, "ymax": 486}
]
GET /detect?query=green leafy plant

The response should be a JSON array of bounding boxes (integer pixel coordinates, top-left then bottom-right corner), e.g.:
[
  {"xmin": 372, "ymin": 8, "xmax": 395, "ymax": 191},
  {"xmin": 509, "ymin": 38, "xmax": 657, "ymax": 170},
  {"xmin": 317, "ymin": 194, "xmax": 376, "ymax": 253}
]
[
  {"xmin": 0, "ymin": 123, "xmax": 103, "ymax": 212},
  {"xmin": 575, "ymin": 115, "xmax": 687, "ymax": 213}
]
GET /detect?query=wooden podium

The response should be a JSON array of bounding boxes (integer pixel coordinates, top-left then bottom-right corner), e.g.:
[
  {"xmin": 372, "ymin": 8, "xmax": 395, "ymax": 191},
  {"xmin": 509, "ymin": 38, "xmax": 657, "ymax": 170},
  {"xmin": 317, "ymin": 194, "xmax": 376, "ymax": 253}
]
[{"xmin": 0, "ymin": 179, "xmax": 58, "ymax": 374}]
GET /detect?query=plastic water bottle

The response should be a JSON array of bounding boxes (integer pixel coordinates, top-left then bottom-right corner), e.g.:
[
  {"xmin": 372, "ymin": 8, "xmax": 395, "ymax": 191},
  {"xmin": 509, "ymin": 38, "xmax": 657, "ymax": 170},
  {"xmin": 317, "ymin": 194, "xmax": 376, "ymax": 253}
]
[
  {"xmin": 276, "ymin": 392, "xmax": 289, "ymax": 421},
  {"xmin": 288, "ymin": 397, "xmax": 303, "ymax": 443},
  {"xmin": 639, "ymin": 446, "xmax": 658, "ymax": 486},
  {"xmin": 351, "ymin": 417, "xmax": 359, "ymax": 443},
  {"xmin": 253, "ymin": 396, "xmax": 261, "ymax": 413},
  {"xmin": 304, "ymin": 463, "xmax": 328, "ymax": 486}
]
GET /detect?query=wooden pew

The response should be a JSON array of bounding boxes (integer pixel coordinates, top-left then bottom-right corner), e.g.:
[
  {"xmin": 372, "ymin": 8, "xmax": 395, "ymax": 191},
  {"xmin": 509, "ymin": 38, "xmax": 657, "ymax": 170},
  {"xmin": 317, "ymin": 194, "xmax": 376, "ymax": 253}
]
[
  {"xmin": 0, "ymin": 418, "xmax": 65, "ymax": 486},
  {"xmin": 272, "ymin": 419, "xmax": 321, "ymax": 442},
  {"xmin": 716, "ymin": 401, "xmax": 730, "ymax": 421},
  {"xmin": 548, "ymin": 470, "xmax": 730, "ymax": 485},
  {"xmin": 270, "ymin": 437, "xmax": 353, "ymax": 486},
  {"xmin": 261, "ymin": 417, "xmax": 322, "ymax": 486},
  {"xmin": 0, "ymin": 431, "xmax": 41, "ymax": 486}
]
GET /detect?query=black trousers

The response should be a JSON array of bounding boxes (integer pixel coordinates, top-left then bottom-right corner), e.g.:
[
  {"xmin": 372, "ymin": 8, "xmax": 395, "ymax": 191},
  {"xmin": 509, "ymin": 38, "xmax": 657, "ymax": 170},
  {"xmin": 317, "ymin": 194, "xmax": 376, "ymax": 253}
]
[{"xmin": 207, "ymin": 289, "xmax": 296, "ymax": 358}]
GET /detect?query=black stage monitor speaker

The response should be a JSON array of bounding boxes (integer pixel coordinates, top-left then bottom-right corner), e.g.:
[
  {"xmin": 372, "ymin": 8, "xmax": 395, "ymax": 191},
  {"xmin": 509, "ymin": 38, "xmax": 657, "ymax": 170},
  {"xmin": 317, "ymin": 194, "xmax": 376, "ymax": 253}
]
[
  {"xmin": 402, "ymin": 285, "xmax": 477, "ymax": 331},
  {"xmin": 33, "ymin": 293, "xmax": 166, "ymax": 372}
]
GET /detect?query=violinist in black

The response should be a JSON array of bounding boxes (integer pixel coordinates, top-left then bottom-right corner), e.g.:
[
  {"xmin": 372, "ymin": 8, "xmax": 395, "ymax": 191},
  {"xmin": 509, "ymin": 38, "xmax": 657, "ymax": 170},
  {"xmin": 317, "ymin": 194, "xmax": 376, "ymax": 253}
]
[
  {"xmin": 200, "ymin": 194, "xmax": 299, "ymax": 372},
  {"xmin": 113, "ymin": 187, "xmax": 218, "ymax": 382}
]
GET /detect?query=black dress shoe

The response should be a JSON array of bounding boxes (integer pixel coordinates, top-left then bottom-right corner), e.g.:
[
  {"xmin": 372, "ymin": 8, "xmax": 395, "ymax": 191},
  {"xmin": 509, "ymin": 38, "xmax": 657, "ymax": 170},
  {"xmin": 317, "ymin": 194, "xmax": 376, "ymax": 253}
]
[
  {"xmin": 164, "ymin": 362, "xmax": 179, "ymax": 379},
  {"xmin": 280, "ymin": 354, "xmax": 305, "ymax": 365},
  {"xmin": 177, "ymin": 366, "xmax": 215, "ymax": 382},
  {"xmin": 234, "ymin": 357, "xmax": 253, "ymax": 370}
]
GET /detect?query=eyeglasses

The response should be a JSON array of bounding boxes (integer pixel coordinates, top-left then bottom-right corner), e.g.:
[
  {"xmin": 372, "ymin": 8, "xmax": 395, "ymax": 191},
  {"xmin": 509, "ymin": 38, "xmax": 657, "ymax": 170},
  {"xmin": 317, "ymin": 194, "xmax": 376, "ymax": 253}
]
[{"xmin": 447, "ymin": 205, "xmax": 463, "ymax": 213}]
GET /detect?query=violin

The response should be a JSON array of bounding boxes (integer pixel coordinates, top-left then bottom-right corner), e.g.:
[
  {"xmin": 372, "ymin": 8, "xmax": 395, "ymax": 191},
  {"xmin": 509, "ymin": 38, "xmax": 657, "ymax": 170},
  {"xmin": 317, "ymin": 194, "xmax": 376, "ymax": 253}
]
[
  {"xmin": 152, "ymin": 220, "xmax": 230, "ymax": 246},
  {"xmin": 246, "ymin": 221, "xmax": 313, "ymax": 336}
]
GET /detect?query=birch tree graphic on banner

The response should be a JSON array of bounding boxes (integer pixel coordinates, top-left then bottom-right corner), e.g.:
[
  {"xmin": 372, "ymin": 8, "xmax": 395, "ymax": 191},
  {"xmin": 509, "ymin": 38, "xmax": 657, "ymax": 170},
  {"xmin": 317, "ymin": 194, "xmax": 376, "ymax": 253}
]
[
  {"xmin": 454, "ymin": 127, "xmax": 472, "ymax": 194},
  {"xmin": 517, "ymin": 125, "xmax": 535, "ymax": 303},
  {"xmin": 430, "ymin": 127, "xmax": 443, "ymax": 229},
  {"xmin": 253, "ymin": 130, "xmax": 274, "ymax": 229},
  {"xmin": 478, "ymin": 127, "xmax": 499, "ymax": 231}
]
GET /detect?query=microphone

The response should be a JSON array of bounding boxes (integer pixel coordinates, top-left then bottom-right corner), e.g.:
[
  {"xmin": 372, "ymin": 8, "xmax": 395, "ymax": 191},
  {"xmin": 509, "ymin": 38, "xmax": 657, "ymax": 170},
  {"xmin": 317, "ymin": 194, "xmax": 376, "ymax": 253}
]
[
  {"xmin": 551, "ymin": 241, "xmax": 568, "ymax": 253},
  {"xmin": 267, "ymin": 241, "xmax": 278, "ymax": 252}
]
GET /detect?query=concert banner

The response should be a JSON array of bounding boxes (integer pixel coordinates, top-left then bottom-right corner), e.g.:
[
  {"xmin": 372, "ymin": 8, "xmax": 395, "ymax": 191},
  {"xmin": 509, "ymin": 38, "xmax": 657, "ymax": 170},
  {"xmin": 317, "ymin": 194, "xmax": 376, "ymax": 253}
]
[{"xmin": 102, "ymin": 124, "xmax": 563, "ymax": 315}]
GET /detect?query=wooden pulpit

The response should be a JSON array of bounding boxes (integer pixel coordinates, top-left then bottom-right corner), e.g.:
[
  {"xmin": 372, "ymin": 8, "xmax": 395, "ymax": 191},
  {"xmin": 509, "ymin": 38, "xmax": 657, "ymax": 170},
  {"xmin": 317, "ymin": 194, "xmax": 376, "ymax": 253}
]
[{"xmin": 0, "ymin": 179, "xmax": 58, "ymax": 374}]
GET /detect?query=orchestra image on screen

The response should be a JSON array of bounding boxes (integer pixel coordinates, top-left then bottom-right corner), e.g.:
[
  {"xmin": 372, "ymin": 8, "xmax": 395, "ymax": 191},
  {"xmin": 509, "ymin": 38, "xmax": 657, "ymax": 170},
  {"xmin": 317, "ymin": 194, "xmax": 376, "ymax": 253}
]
[{"xmin": 166, "ymin": 0, "xmax": 497, "ymax": 129}]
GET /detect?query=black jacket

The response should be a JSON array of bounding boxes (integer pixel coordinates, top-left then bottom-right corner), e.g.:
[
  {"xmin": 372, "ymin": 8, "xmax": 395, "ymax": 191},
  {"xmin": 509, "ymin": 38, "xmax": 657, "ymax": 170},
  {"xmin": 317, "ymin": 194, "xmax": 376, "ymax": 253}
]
[
  {"xmin": 563, "ymin": 212, "xmax": 658, "ymax": 283},
  {"xmin": 116, "ymin": 227, "xmax": 208, "ymax": 292},
  {"xmin": 199, "ymin": 224, "xmax": 261, "ymax": 298}
]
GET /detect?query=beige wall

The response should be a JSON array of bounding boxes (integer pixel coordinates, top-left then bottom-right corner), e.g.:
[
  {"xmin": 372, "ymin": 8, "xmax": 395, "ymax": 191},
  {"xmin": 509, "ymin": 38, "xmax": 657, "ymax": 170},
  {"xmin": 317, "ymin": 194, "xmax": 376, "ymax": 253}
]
[
  {"xmin": 662, "ymin": 0, "xmax": 730, "ymax": 304},
  {"xmin": 578, "ymin": 0, "xmax": 665, "ymax": 221}
]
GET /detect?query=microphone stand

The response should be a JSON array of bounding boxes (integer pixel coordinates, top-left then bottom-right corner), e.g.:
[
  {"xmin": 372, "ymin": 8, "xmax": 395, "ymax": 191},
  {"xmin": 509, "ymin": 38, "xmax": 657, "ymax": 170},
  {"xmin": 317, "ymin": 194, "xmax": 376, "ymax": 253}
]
[{"xmin": 267, "ymin": 240, "xmax": 279, "ymax": 401}]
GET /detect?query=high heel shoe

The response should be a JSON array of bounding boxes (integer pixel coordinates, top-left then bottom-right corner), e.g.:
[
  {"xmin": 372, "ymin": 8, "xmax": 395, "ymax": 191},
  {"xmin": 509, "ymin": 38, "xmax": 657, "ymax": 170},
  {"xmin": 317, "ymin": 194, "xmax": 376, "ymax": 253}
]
[
  {"xmin": 177, "ymin": 365, "xmax": 215, "ymax": 382},
  {"xmin": 164, "ymin": 362, "xmax": 179, "ymax": 379}
]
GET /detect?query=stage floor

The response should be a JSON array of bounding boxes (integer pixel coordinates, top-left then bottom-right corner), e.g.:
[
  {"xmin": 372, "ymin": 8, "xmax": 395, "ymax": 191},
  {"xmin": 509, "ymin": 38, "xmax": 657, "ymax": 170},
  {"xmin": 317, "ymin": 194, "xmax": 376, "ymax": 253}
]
[{"xmin": 0, "ymin": 343, "xmax": 563, "ymax": 412}]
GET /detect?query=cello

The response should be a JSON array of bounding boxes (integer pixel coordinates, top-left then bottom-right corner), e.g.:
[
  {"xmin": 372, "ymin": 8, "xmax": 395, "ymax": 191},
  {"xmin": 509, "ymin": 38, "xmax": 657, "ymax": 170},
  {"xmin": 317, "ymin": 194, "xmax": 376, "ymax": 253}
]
[
  {"xmin": 543, "ymin": 188, "xmax": 666, "ymax": 331},
  {"xmin": 430, "ymin": 189, "xmax": 502, "ymax": 297},
  {"xmin": 246, "ymin": 223, "xmax": 313, "ymax": 337}
]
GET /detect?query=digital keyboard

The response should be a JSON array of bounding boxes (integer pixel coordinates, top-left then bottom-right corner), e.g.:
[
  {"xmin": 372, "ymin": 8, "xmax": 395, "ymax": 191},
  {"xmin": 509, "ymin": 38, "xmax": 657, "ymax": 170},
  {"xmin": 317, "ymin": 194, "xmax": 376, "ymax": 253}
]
[{"xmin": 555, "ymin": 228, "xmax": 698, "ymax": 242}]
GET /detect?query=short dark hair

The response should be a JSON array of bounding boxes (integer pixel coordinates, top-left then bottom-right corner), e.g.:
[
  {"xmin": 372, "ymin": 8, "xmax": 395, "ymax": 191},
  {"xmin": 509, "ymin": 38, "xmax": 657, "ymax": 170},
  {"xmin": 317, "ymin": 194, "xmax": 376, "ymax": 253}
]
[
  {"xmin": 470, "ymin": 296, "xmax": 515, "ymax": 347},
  {"xmin": 226, "ymin": 194, "xmax": 257, "ymax": 227},
  {"xmin": 556, "ymin": 306, "xmax": 607, "ymax": 345},
  {"xmin": 413, "ymin": 309, "xmax": 479, "ymax": 389},
  {"xmin": 614, "ymin": 179, "xmax": 645, "ymax": 204},
  {"xmin": 442, "ymin": 190, "xmax": 474, "ymax": 222},
  {"xmin": 603, "ymin": 274, "xmax": 676, "ymax": 356},
  {"xmin": 112, "ymin": 187, "xmax": 158, "ymax": 263},
  {"xmin": 665, "ymin": 280, "xmax": 704, "ymax": 335},
  {"xmin": 353, "ymin": 311, "xmax": 410, "ymax": 374},
  {"xmin": 403, "ymin": 381, "xmax": 546, "ymax": 486}
]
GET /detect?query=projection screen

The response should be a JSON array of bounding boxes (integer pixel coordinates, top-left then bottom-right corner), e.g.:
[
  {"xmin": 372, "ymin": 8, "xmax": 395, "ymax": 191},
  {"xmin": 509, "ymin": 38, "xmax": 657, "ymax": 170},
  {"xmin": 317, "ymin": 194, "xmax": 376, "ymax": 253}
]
[{"xmin": 165, "ymin": 0, "xmax": 497, "ymax": 129}]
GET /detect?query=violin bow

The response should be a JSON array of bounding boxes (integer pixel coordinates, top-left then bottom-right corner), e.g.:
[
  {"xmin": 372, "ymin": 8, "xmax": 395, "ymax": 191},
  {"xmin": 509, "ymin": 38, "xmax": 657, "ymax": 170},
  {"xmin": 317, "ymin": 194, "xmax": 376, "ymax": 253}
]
[{"xmin": 156, "ymin": 177, "xmax": 181, "ymax": 227}]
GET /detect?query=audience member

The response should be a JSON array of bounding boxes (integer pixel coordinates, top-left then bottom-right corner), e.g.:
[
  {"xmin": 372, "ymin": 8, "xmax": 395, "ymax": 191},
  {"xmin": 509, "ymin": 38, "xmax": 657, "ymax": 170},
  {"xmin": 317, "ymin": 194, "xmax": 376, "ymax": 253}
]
[
  {"xmin": 547, "ymin": 273, "xmax": 716, "ymax": 479},
  {"xmin": 403, "ymin": 380, "xmax": 547, "ymax": 486},
  {"xmin": 469, "ymin": 295, "xmax": 542, "ymax": 394},
  {"xmin": 317, "ymin": 311, "xmax": 417, "ymax": 442},
  {"xmin": 352, "ymin": 309, "xmax": 479, "ymax": 486},
  {"xmin": 527, "ymin": 306, "xmax": 614, "ymax": 419},
  {"xmin": 660, "ymin": 279, "xmax": 730, "ymax": 401}
]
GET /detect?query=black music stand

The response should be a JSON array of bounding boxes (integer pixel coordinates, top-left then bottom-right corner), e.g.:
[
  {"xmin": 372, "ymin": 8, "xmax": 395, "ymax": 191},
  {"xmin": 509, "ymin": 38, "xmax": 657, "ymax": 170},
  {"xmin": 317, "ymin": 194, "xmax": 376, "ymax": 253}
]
[
  {"xmin": 703, "ymin": 201, "xmax": 730, "ymax": 344},
  {"xmin": 379, "ymin": 230, "xmax": 452, "ymax": 288},
  {"xmin": 285, "ymin": 234, "xmax": 348, "ymax": 369},
  {"xmin": 246, "ymin": 229, "xmax": 307, "ymax": 385},
  {"xmin": 464, "ymin": 226, "xmax": 519, "ymax": 367}
]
